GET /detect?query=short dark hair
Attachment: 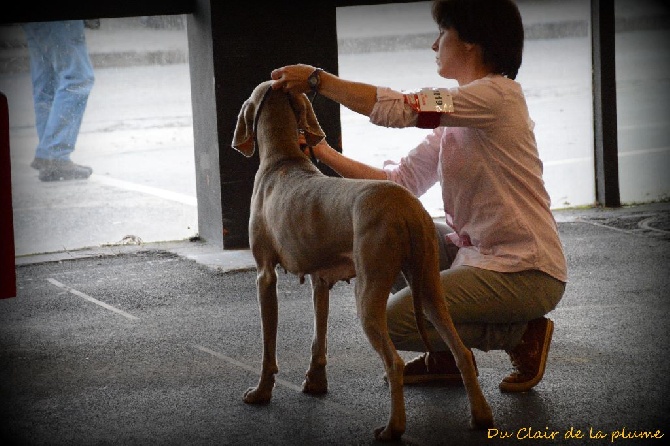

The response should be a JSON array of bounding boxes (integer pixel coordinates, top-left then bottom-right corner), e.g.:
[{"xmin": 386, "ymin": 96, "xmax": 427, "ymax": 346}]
[{"xmin": 431, "ymin": 0, "xmax": 524, "ymax": 79}]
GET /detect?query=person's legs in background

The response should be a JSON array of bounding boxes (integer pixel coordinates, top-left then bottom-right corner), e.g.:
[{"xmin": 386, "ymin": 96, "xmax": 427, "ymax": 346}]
[
  {"xmin": 22, "ymin": 22, "xmax": 57, "ymax": 157},
  {"xmin": 22, "ymin": 20, "xmax": 94, "ymax": 180}
]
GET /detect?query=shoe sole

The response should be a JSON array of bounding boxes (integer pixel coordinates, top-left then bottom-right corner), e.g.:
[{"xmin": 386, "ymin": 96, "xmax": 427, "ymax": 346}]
[
  {"xmin": 499, "ymin": 319, "xmax": 554, "ymax": 393},
  {"xmin": 39, "ymin": 172, "xmax": 92, "ymax": 182},
  {"xmin": 383, "ymin": 373, "xmax": 467, "ymax": 386},
  {"xmin": 404, "ymin": 374, "xmax": 467, "ymax": 385},
  {"xmin": 384, "ymin": 369, "xmax": 479, "ymax": 386},
  {"xmin": 33, "ymin": 159, "xmax": 93, "ymax": 176}
]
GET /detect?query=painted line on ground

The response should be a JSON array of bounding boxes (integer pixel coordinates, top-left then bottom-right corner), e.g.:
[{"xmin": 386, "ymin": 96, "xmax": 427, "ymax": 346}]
[
  {"xmin": 639, "ymin": 216, "xmax": 670, "ymax": 235},
  {"xmin": 618, "ymin": 146, "xmax": 670, "ymax": 157},
  {"xmin": 544, "ymin": 156, "xmax": 591, "ymax": 167},
  {"xmin": 47, "ymin": 278, "xmax": 140, "ymax": 320},
  {"xmin": 90, "ymin": 174, "xmax": 197, "ymax": 206},
  {"xmin": 576, "ymin": 217, "xmax": 670, "ymax": 239},
  {"xmin": 193, "ymin": 344, "xmax": 384, "ymax": 430},
  {"xmin": 543, "ymin": 146, "xmax": 669, "ymax": 167},
  {"xmin": 194, "ymin": 344, "xmax": 302, "ymax": 392}
]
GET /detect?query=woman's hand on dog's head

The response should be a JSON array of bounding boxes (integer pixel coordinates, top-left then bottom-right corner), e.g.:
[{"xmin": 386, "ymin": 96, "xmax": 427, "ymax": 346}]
[{"xmin": 271, "ymin": 64, "xmax": 316, "ymax": 94}]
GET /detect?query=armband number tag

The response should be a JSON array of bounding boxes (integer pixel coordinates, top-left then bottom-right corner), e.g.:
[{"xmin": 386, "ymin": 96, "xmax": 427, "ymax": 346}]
[
  {"xmin": 404, "ymin": 88, "xmax": 454, "ymax": 114},
  {"xmin": 403, "ymin": 88, "xmax": 454, "ymax": 129}
]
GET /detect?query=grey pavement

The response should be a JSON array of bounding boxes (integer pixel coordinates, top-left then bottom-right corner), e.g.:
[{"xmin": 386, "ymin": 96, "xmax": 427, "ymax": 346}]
[
  {"xmin": 1, "ymin": 202, "xmax": 669, "ymax": 445},
  {"xmin": 0, "ymin": 17, "xmax": 189, "ymax": 74}
]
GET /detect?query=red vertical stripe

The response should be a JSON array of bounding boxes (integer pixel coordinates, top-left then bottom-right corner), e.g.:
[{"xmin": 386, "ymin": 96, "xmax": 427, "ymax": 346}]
[{"xmin": 0, "ymin": 92, "xmax": 17, "ymax": 299}]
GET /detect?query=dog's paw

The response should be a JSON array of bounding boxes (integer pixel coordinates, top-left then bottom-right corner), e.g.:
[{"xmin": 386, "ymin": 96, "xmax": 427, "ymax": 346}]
[
  {"xmin": 302, "ymin": 367, "xmax": 328, "ymax": 395},
  {"xmin": 243, "ymin": 386, "xmax": 273, "ymax": 404},
  {"xmin": 302, "ymin": 378, "xmax": 328, "ymax": 395},
  {"xmin": 374, "ymin": 425, "xmax": 404, "ymax": 442},
  {"xmin": 470, "ymin": 404, "xmax": 495, "ymax": 430}
]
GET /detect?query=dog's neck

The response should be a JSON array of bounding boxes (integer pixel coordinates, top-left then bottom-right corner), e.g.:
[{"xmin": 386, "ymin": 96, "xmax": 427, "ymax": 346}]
[{"xmin": 254, "ymin": 90, "xmax": 305, "ymax": 167}]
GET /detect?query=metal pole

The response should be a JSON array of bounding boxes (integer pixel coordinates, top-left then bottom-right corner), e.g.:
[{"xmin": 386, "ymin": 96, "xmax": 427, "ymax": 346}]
[{"xmin": 591, "ymin": 0, "xmax": 621, "ymax": 207}]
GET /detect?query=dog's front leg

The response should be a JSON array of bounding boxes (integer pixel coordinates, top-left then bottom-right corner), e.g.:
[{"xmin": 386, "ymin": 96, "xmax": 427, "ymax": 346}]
[
  {"xmin": 244, "ymin": 266, "xmax": 279, "ymax": 404},
  {"xmin": 302, "ymin": 275, "xmax": 329, "ymax": 394}
]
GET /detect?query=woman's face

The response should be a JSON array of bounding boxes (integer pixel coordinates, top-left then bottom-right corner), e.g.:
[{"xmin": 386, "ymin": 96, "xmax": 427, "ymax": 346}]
[{"xmin": 432, "ymin": 26, "xmax": 469, "ymax": 81}]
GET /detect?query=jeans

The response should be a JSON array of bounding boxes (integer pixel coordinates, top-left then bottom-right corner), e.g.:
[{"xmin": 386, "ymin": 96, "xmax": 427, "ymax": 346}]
[
  {"xmin": 21, "ymin": 20, "xmax": 95, "ymax": 161},
  {"xmin": 387, "ymin": 222, "xmax": 566, "ymax": 352}
]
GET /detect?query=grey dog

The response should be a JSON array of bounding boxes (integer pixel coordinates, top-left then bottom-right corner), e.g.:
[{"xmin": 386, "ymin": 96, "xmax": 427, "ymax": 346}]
[{"xmin": 231, "ymin": 80, "xmax": 494, "ymax": 441}]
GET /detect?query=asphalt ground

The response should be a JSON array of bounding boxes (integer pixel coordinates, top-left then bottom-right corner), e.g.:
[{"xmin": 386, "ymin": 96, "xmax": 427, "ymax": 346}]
[{"xmin": 1, "ymin": 202, "xmax": 669, "ymax": 445}]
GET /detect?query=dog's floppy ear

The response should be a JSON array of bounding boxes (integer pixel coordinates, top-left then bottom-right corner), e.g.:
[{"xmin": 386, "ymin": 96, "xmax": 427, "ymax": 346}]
[
  {"xmin": 291, "ymin": 93, "xmax": 326, "ymax": 147},
  {"xmin": 232, "ymin": 98, "xmax": 256, "ymax": 157}
]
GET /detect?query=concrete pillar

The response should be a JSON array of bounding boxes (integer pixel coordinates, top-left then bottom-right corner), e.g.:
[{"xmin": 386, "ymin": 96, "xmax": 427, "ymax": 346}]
[{"xmin": 187, "ymin": 1, "xmax": 341, "ymax": 249}]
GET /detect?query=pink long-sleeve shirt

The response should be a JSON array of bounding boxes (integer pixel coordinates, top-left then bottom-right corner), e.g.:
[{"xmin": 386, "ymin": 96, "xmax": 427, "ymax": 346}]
[{"xmin": 371, "ymin": 75, "xmax": 567, "ymax": 282}]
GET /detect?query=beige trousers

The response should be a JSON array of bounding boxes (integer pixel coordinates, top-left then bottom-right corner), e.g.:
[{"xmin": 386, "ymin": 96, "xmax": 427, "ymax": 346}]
[{"xmin": 387, "ymin": 222, "xmax": 566, "ymax": 352}]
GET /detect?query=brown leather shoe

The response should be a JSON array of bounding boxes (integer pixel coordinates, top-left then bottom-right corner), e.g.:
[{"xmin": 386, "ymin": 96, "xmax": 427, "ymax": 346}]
[
  {"xmin": 499, "ymin": 317, "xmax": 554, "ymax": 392},
  {"xmin": 402, "ymin": 350, "xmax": 477, "ymax": 385}
]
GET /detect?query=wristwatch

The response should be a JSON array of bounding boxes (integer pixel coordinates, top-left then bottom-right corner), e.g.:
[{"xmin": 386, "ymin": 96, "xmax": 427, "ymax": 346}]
[{"xmin": 307, "ymin": 68, "xmax": 323, "ymax": 93}]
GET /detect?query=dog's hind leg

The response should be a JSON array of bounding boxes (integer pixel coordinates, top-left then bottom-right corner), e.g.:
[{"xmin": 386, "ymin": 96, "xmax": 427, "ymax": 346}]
[
  {"xmin": 415, "ymin": 274, "xmax": 495, "ymax": 429},
  {"xmin": 302, "ymin": 275, "xmax": 330, "ymax": 394},
  {"xmin": 244, "ymin": 264, "xmax": 280, "ymax": 404},
  {"xmin": 356, "ymin": 278, "xmax": 407, "ymax": 442}
]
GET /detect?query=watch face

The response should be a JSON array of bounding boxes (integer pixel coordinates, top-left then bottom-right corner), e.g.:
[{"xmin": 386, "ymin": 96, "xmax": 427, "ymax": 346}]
[{"xmin": 308, "ymin": 70, "xmax": 320, "ymax": 90}]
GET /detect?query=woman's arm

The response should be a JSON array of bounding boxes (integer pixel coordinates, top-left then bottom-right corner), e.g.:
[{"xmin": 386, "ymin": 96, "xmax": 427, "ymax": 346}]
[
  {"xmin": 273, "ymin": 64, "xmax": 393, "ymax": 180},
  {"xmin": 271, "ymin": 64, "xmax": 378, "ymax": 117},
  {"xmin": 309, "ymin": 139, "xmax": 387, "ymax": 180}
]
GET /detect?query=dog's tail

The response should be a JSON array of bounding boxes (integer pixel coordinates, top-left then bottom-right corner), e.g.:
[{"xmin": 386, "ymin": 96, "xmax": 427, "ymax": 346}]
[
  {"xmin": 413, "ymin": 291, "xmax": 435, "ymax": 355},
  {"xmin": 403, "ymin": 215, "xmax": 440, "ymax": 356}
]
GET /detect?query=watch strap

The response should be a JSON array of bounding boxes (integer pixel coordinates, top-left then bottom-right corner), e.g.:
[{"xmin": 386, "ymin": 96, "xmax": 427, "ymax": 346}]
[{"xmin": 308, "ymin": 68, "xmax": 323, "ymax": 92}]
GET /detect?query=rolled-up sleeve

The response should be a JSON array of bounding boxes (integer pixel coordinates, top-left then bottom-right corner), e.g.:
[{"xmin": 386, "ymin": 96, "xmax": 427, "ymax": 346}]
[
  {"xmin": 383, "ymin": 128, "xmax": 443, "ymax": 197},
  {"xmin": 369, "ymin": 87, "xmax": 418, "ymax": 128}
]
